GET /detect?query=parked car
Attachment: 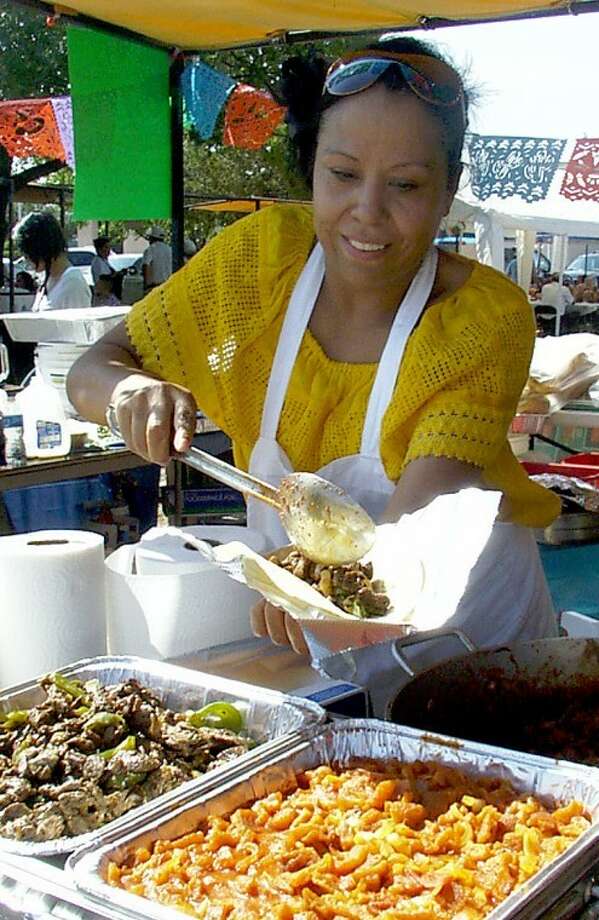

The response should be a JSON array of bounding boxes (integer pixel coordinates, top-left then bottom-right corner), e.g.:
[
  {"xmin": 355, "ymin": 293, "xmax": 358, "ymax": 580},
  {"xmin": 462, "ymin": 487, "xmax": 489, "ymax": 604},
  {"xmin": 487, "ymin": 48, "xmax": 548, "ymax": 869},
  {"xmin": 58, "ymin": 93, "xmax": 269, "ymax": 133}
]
[
  {"xmin": 563, "ymin": 252, "xmax": 599, "ymax": 285},
  {"xmin": 2, "ymin": 256, "xmax": 28, "ymax": 285},
  {"xmin": 67, "ymin": 246, "xmax": 96, "ymax": 288}
]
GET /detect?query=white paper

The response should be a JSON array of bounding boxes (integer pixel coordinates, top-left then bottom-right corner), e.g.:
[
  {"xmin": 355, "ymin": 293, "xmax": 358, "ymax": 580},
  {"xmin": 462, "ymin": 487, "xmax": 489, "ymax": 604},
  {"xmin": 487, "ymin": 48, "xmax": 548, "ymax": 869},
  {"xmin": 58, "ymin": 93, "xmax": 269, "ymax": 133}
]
[
  {"xmin": 178, "ymin": 489, "xmax": 501, "ymax": 655},
  {"xmin": 105, "ymin": 542, "xmax": 258, "ymax": 660},
  {"xmin": 136, "ymin": 525, "xmax": 269, "ymax": 575},
  {"xmin": 0, "ymin": 530, "xmax": 106, "ymax": 687}
]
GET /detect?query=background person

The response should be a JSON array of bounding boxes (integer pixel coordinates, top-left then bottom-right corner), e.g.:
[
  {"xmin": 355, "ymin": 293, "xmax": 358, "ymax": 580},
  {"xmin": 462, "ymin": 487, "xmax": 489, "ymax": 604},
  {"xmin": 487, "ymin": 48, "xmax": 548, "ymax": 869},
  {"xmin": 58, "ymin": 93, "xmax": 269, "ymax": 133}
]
[
  {"xmin": 67, "ymin": 37, "xmax": 560, "ymax": 658},
  {"xmin": 15, "ymin": 270, "xmax": 37, "ymax": 293},
  {"xmin": 142, "ymin": 226, "xmax": 172, "ymax": 292},
  {"xmin": 540, "ymin": 273, "xmax": 573, "ymax": 314},
  {"xmin": 91, "ymin": 235, "xmax": 125, "ymax": 302},
  {"xmin": 16, "ymin": 212, "xmax": 91, "ymax": 312},
  {"xmin": 93, "ymin": 274, "xmax": 121, "ymax": 307}
]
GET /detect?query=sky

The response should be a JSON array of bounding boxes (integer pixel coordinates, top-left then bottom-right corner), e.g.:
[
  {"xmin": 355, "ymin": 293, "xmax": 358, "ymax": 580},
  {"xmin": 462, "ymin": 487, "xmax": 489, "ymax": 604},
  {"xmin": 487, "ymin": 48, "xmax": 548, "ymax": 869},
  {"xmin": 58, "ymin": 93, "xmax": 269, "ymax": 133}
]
[{"xmin": 394, "ymin": 12, "xmax": 599, "ymax": 139}]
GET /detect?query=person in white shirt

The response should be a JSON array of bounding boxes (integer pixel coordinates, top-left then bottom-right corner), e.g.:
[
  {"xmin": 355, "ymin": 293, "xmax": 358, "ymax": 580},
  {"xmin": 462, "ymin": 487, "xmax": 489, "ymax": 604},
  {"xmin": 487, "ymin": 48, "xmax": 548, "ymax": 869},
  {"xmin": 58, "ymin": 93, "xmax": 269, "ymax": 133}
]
[
  {"xmin": 16, "ymin": 212, "xmax": 91, "ymax": 312},
  {"xmin": 540, "ymin": 274, "xmax": 574, "ymax": 316},
  {"xmin": 142, "ymin": 226, "xmax": 172, "ymax": 291}
]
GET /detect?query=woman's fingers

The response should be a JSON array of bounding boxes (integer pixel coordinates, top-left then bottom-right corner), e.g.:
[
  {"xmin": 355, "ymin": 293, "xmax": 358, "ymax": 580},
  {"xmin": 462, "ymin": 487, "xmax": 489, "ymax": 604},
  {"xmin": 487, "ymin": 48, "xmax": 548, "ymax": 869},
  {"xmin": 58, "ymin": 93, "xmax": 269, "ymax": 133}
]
[
  {"xmin": 109, "ymin": 379, "xmax": 196, "ymax": 464},
  {"xmin": 250, "ymin": 599, "xmax": 309, "ymax": 656},
  {"xmin": 250, "ymin": 599, "xmax": 268, "ymax": 637},
  {"xmin": 146, "ymin": 407, "xmax": 172, "ymax": 465},
  {"xmin": 172, "ymin": 392, "xmax": 197, "ymax": 453},
  {"xmin": 284, "ymin": 613, "xmax": 310, "ymax": 656}
]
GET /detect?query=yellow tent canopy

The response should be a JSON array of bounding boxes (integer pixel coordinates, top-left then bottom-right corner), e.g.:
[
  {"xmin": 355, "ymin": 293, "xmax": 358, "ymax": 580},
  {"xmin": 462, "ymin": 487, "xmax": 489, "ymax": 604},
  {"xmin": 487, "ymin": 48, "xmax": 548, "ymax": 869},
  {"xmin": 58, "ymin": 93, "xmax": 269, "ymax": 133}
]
[
  {"xmin": 47, "ymin": 0, "xmax": 587, "ymax": 50},
  {"xmin": 189, "ymin": 197, "xmax": 310, "ymax": 213}
]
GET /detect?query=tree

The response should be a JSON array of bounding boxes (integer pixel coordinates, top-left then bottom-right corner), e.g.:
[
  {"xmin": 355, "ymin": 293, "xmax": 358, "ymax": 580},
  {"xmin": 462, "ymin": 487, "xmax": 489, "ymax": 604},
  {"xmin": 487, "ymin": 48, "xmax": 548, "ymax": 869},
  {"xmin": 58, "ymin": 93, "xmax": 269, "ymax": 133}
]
[{"xmin": 0, "ymin": 2, "xmax": 68, "ymax": 284}]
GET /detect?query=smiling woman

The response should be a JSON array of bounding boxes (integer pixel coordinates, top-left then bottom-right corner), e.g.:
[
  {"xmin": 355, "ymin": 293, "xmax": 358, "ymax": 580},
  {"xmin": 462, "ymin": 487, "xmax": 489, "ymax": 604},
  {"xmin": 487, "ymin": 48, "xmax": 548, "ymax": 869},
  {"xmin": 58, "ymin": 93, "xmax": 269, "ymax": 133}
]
[{"xmin": 66, "ymin": 36, "xmax": 560, "ymax": 658}]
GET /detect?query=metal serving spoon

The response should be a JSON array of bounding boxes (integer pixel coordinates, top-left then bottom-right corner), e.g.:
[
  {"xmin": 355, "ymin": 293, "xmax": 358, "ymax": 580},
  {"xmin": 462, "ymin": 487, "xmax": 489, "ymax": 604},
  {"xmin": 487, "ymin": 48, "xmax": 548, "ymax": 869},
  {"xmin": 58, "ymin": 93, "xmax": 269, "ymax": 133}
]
[
  {"xmin": 174, "ymin": 446, "xmax": 375, "ymax": 565},
  {"xmin": 108, "ymin": 413, "xmax": 375, "ymax": 563}
]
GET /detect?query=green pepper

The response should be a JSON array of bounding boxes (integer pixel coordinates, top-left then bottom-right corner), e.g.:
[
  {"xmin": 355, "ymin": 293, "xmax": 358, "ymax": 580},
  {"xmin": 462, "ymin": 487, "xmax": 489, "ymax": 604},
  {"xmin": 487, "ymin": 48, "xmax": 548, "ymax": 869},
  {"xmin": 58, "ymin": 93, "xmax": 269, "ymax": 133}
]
[
  {"xmin": 106, "ymin": 771, "xmax": 146, "ymax": 791},
  {"xmin": 85, "ymin": 711, "xmax": 126, "ymax": 733},
  {"xmin": 187, "ymin": 702, "xmax": 244, "ymax": 733},
  {"xmin": 51, "ymin": 673, "xmax": 89, "ymax": 702},
  {"xmin": 74, "ymin": 706, "xmax": 91, "ymax": 718},
  {"xmin": 0, "ymin": 709, "xmax": 29, "ymax": 731},
  {"xmin": 99, "ymin": 734, "xmax": 137, "ymax": 760}
]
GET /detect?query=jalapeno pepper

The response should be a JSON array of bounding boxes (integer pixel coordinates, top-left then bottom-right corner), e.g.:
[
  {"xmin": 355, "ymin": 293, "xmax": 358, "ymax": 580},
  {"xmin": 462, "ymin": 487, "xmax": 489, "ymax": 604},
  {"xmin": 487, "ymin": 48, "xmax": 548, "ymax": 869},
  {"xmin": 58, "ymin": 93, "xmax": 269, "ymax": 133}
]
[
  {"xmin": 107, "ymin": 771, "xmax": 146, "ymax": 790},
  {"xmin": 99, "ymin": 734, "xmax": 137, "ymax": 760},
  {"xmin": 85, "ymin": 711, "xmax": 126, "ymax": 733},
  {"xmin": 51, "ymin": 673, "xmax": 89, "ymax": 702},
  {"xmin": 187, "ymin": 702, "xmax": 244, "ymax": 733},
  {"xmin": 0, "ymin": 709, "xmax": 29, "ymax": 731}
]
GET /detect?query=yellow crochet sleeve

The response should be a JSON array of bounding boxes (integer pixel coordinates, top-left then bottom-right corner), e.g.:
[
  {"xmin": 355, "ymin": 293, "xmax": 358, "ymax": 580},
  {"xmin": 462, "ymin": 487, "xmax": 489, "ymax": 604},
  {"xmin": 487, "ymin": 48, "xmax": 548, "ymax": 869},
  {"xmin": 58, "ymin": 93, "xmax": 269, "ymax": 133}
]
[
  {"xmin": 125, "ymin": 204, "xmax": 314, "ymax": 446},
  {"xmin": 400, "ymin": 268, "xmax": 535, "ymax": 471}
]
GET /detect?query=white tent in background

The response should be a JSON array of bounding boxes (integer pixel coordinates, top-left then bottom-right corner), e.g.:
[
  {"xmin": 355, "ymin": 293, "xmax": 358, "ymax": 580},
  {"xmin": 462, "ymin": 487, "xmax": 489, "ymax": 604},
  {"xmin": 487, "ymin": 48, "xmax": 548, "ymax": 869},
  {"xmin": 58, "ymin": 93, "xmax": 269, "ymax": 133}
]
[{"xmin": 448, "ymin": 144, "xmax": 599, "ymax": 288}]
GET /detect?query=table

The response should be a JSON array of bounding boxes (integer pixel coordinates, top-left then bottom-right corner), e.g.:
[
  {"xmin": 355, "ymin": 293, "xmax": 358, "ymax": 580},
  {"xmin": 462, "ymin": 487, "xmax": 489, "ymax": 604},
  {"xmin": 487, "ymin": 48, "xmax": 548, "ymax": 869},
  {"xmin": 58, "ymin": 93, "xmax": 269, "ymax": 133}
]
[{"xmin": 0, "ymin": 446, "xmax": 150, "ymax": 492}]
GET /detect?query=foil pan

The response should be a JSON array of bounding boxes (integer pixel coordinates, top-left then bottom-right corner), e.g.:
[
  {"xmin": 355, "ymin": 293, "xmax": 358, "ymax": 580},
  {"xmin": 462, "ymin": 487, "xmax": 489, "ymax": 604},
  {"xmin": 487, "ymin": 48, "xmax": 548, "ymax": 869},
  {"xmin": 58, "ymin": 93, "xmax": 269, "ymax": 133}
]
[
  {"xmin": 68, "ymin": 720, "xmax": 599, "ymax": 920},
  {"xmin": 0, "ymin": 655, "xmax": 324, "ymax": 858}
]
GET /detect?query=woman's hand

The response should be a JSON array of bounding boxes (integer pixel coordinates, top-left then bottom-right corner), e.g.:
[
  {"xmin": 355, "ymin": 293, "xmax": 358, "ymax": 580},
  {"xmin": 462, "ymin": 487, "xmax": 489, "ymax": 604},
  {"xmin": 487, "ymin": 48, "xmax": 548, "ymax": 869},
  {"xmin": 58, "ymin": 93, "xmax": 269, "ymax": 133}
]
[
  {"xmin": 250, "ymin": 599, "xmax": 309, "ymax": 656},
  {"xmin": 109, "ymin": 375, "xmax": 197, "ymax": 465}
]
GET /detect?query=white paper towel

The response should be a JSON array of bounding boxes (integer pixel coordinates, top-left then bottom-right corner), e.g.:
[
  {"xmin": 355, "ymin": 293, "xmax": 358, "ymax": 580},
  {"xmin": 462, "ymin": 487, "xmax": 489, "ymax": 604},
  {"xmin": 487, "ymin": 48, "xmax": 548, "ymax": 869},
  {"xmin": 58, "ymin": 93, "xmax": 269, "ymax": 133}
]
[
  {"xmin": 136, "ymin": 526, "xmax": 269, "ymax": 575},
  {"xmin": 0, "ymin": 530, "xmax": 106, "ymax": 688},
  {"xmin": 105, "ymin": 535, "xmax": 258, "ymax": 659}
]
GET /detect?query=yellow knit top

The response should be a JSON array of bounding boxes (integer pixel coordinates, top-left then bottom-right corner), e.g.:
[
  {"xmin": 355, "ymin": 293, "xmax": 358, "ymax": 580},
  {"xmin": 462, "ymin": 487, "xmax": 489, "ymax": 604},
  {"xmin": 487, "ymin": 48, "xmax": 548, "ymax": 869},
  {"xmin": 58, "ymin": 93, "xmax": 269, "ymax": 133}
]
[{"xmin": 127, "ymin": 204, "xmax": 559, "ymax": 528}]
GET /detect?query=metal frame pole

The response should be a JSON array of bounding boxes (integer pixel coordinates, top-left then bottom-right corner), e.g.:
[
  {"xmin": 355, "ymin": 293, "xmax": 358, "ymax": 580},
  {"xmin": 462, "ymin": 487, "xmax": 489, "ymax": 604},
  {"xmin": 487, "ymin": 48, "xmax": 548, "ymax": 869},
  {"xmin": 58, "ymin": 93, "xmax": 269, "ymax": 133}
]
[
  {"xmin": 170, "ymin": 54, "xmax": 185, "ymax": 273},
  {"xmin": 7, "ymin": 180, "xmax": 15, "ymax": 312}
]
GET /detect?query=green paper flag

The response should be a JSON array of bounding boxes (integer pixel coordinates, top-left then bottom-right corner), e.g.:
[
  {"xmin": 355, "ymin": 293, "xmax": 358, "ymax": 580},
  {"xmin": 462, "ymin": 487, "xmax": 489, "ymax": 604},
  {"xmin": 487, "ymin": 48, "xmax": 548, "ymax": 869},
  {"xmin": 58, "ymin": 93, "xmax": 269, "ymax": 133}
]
[{"xmin": 68, "ymin": 27, "xmax": 171, "ymax": 221}]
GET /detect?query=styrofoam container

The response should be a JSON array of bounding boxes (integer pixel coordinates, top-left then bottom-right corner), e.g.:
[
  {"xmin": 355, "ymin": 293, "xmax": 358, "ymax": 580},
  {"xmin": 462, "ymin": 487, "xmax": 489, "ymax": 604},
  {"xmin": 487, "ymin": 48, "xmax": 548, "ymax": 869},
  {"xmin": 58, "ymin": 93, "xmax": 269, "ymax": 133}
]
[{"xmin": 0, "ymin": 307, "xmax": 130, "ymax": 344}]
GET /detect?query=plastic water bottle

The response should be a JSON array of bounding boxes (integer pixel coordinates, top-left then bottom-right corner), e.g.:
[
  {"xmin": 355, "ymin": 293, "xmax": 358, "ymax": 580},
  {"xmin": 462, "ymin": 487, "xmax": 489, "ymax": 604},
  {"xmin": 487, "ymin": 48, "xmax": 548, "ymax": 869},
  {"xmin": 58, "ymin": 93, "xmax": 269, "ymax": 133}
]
[{"xmin": 2, "ymin": 395, "xmax": 26, "ymax": 467}]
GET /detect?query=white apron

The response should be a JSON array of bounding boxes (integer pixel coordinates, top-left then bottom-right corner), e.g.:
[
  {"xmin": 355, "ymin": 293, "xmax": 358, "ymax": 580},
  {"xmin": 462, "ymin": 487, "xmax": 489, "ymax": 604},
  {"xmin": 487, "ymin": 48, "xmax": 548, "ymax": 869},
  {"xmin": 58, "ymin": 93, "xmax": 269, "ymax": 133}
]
[{"xmin": 248, "ymin": 243, "xmax": 557, "ymax": 650}]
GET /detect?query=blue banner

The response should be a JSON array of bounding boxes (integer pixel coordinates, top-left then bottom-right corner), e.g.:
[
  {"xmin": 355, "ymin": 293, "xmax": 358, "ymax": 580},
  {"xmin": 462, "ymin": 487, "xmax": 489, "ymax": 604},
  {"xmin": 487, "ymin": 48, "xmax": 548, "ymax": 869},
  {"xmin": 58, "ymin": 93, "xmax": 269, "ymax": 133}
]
[
  {"xmin": 468, "ymin": 134, "xmax": 566, "ymax": 202},
  {"xmin": 182, "ymin": 60, "xmax": 236, "ymax": 140}
]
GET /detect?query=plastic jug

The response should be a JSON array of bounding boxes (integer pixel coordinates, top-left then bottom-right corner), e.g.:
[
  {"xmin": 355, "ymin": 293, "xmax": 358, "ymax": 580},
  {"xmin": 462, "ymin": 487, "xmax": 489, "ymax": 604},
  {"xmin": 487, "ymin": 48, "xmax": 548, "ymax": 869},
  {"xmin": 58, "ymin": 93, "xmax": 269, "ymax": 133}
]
[{"xmin": 18, "ymin": 374, "xmax": 72, "ymax": 459}]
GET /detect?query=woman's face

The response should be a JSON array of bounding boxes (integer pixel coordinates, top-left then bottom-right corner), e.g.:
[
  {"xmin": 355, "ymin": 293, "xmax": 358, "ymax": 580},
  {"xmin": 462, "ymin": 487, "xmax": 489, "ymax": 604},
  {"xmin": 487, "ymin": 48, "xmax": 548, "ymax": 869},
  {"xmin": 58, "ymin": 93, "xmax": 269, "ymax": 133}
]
[{"xmin": 312, "ymin": 85, "xmax": 456, "ymax": 293}]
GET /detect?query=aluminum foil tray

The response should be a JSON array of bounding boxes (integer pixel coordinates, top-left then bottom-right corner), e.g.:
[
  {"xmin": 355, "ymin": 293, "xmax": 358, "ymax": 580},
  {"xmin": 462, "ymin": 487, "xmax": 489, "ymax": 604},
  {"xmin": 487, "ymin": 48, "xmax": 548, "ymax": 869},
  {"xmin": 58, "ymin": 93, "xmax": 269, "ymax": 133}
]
[
  {"xmin": 0, "ymin": 655, "xmax": 324, "ymax": 858},
  {"xmin": 68, "ymin": 720, "xmax": 599, "ymax": 920}
]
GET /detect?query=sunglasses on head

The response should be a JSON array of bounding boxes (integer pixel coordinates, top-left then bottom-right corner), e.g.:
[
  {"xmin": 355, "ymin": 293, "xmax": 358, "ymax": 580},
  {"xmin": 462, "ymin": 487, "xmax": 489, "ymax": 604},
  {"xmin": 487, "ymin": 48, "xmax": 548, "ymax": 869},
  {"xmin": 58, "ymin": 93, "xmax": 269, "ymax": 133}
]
[{"xmin": 324, "ymin": 50, "xmax": 464, "ymax": 111}]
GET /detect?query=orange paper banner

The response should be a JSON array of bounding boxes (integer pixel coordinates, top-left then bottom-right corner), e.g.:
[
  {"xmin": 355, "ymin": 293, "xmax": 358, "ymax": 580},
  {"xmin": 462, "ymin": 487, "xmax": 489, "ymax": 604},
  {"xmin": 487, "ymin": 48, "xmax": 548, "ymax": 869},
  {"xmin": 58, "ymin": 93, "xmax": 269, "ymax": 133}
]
[
  {"xmin": 223, "ymin": 83, "xmax": 285, "ymax": 150},
  {"xmin": 0, "ymin": 98, "xmax": 66, "ymax": 160}
]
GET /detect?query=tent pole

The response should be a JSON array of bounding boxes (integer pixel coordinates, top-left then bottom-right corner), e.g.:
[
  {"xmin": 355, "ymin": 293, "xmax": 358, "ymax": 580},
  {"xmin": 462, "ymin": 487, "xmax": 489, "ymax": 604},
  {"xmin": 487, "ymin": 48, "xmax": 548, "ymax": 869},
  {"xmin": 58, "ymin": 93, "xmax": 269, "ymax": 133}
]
[
  {"xmin": 7, "ymin": 181, "xmax": 15, "ymax": 313},
  {"xmin": 170, "ymin": 54, "xmax": 185, "ymax": 273}
]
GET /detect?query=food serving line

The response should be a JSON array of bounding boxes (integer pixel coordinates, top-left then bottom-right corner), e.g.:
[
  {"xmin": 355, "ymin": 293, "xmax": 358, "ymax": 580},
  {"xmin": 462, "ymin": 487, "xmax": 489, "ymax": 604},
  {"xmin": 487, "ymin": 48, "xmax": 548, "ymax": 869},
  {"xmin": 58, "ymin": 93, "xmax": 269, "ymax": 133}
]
[{"xmin": 4, "ymin": 628, "xmax": 599, "ymax": 920}]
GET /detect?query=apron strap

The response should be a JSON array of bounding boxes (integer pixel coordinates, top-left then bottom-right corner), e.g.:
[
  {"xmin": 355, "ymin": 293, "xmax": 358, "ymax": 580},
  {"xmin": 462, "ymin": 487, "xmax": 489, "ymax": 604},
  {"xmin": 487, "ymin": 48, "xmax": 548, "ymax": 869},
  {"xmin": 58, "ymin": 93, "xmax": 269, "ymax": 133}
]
[
  {"xmin": 360, "ymin": 247, "xmax": 438, "ymax": 458},
  {"xmin": 259, "ymin": 244, "xmax": 325, "ymax": 441}
]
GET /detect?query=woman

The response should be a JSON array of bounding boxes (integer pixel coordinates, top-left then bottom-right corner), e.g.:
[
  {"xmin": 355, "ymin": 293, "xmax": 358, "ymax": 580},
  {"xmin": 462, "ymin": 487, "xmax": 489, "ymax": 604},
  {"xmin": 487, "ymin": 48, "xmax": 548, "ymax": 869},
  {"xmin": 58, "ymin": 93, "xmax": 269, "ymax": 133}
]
[
  {"xmin": 16, "ymin": 212, "xmax": 91, "ymax": 311},
  {"xmin": 67, "ymin": 37, "xmax": 560, "ymax": 656}
]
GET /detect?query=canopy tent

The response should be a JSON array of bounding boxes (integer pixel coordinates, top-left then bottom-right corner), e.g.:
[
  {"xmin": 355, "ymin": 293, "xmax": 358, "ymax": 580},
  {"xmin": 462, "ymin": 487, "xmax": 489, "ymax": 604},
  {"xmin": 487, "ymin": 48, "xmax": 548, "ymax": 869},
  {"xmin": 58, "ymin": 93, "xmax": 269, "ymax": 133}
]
[
  {"xmin": 448, "ymin": 164, "xmax": 599, "ymax": 287},
  {"xmin": 19, "ymin": 0, "xmax": 599, "ymax": 49}
]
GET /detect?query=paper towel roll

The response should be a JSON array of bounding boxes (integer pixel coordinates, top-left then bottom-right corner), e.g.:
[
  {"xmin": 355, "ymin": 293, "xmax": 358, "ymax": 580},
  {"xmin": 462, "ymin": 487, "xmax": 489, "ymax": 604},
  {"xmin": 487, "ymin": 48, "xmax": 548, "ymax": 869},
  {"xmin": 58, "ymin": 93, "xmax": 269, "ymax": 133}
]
[
  {"xmin": 0, "ymin": 530, "xmax": 106, "ymax": 688},
  {"xmin": 105, "ymin": 542, "xmax": 257, "ymax": 660},
  {"xmin": 136, "ymin": 525, "xmax": 269, "ymax": 575}
]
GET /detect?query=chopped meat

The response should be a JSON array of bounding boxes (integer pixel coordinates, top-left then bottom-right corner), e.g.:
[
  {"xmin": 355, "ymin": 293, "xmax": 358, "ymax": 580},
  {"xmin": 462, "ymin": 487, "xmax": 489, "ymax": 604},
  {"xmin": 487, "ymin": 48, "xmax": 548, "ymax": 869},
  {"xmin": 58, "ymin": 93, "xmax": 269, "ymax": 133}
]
[
  {"xmin": 0, "ymin": 676, "xmax": 252, "ymax": 842},
  {"xmin": 270, "ymin": 548, "xmax": 391, "ymax": 618}
]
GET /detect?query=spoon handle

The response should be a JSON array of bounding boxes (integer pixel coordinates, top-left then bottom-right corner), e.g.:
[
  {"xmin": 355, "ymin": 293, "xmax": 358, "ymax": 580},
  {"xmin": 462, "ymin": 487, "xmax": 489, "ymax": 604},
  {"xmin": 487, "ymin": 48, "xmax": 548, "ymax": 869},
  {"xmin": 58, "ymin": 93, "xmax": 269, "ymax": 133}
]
[{"xmin": 178, "ymin": 445, "xmax": 282, "ymax": 510}]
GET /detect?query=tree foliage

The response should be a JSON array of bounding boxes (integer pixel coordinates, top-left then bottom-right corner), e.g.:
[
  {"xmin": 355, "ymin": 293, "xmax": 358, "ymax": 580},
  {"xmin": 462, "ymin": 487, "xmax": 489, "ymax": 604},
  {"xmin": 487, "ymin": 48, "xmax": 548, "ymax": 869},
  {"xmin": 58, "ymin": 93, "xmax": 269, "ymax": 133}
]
[{"xmin": 0, "ymin": 7, "xmax": 357, "ymax": 256}]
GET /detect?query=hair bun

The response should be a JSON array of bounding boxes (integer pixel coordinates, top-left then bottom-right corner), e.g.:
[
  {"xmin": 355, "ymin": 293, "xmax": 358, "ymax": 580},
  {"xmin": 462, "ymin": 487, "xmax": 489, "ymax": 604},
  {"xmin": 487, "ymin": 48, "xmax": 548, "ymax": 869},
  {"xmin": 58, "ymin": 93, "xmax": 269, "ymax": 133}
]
[{"xmin": 278, "ymin": 54, "xmax": 328, "ymax": 131}]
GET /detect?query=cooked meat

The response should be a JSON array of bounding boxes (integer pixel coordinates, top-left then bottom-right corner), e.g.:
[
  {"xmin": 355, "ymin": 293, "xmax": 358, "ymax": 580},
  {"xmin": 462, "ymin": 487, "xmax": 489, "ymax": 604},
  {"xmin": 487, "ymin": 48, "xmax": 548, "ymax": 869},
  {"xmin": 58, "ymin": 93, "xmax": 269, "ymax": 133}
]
[
  {"xmin": 0, "ymin": 676, "xmax": 252, "ymax": 842},
  {"xmin": 270, "ymin": 548, "xmax": 391, "ymax": 618}
]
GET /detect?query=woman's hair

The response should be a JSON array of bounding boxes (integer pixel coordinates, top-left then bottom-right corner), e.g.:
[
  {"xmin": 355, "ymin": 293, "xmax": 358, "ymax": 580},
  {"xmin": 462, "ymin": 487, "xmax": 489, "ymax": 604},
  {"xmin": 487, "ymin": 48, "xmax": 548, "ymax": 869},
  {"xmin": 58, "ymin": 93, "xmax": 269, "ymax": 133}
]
[
  {"xmin": 16, "ymin": 211, "xmax": 66, "ymax": 292},
  {"xmin": 278, "ymin": 35, "xmax": 469, "ymax": 190}
]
